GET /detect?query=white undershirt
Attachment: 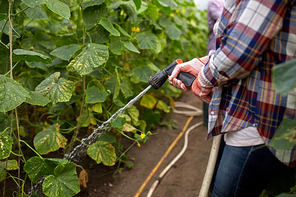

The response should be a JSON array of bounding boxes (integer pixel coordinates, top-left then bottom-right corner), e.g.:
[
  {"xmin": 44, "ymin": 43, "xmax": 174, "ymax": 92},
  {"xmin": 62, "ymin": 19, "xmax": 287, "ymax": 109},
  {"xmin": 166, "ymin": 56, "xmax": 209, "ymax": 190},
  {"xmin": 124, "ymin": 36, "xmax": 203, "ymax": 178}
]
[{"xmin": 224, "ymin": 126, "xmax": 264, "ymax": 147}]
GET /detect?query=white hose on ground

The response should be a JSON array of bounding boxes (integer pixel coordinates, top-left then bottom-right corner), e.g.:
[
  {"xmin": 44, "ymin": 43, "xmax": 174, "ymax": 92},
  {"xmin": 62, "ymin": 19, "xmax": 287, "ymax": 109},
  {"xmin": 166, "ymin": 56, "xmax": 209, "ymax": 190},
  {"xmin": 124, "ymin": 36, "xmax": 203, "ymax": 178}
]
[
  {"xmin": 198, "ymin": 134, "xmax": 222, "ymax": 197},
  {"xmin": 146, "ymin": 102, "xmax": 222, "ymax": 197}
]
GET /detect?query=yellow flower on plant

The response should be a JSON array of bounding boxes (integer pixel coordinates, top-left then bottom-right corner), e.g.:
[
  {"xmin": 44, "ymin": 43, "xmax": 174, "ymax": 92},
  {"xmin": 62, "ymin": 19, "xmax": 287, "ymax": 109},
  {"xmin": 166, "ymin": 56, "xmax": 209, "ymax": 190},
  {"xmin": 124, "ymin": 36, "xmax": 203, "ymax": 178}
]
[
  {"xmin": 137, "ymin": 143, "xmax": 141, "ymax": 147},
  {"xmin": 132, "ymin": 27, "xmax": 140, "ymax": 32},
  {"xmin": 176, "ymin": 10, "xmax": 179, "ymax": 13},
  {"xmin": 170, "ymin": 13, "xmax": 174, "ymax": 17},
  {"xmin": 140, "ymin": 133, "xmax": 146, "ymax": 139},
  {"xmin": 182, "ymin": 8, "xmax": 185, "ymax": 13}
]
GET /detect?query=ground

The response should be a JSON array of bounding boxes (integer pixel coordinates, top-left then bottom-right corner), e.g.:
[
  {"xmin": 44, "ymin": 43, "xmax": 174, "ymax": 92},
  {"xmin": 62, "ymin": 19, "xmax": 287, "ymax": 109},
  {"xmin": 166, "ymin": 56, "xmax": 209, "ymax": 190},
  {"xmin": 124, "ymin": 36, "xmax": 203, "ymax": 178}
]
[{"xmin": 76, "ymin": 91, "xmax": 213, "ymax": 197}]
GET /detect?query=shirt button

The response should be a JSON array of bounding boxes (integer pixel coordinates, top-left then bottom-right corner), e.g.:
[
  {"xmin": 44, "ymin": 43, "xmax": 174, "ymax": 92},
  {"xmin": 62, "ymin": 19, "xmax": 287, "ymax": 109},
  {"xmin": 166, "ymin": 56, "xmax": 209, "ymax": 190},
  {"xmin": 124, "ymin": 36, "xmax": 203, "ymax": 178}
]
[{"xmin": 211, "ymin": 111, "xmax": 215, "ymax": 115}]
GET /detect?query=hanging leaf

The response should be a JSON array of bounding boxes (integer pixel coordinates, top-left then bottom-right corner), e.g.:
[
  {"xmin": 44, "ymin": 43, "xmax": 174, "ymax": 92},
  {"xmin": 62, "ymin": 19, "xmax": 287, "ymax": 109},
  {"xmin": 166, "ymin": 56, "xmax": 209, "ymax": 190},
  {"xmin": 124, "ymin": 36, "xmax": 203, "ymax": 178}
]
[
  {"xmin": 42, "ymin": 162, "xmax": 80, "ymax": 197},
  {"xmin": 50, "ymin": 44, "xmax": 81, "ymax": 61},
  {"xmin": 272, "ymin": 59, "xmax": 296, "ymax": 95},
  {"xmin": 26, "ymin": 62, "xmax": 48, "ymax": 71},
  {"xmin": 35, "ymin": 72, "xmax": 75, "ymax": 104},
  {"xmin": 269, "ymin": 118, "xmax": 296, "ymax": 150},
  {"xmin": 104, "ymin": 76, "xmax": 120, "ymax": 100},
  {"xmin": 85, "ymin": 86, "xmax": 108, "ymax": 104},
  {"xmin": 33, "ymin": 124, "xmax": 68, "ymax": 155},
  {"xmin": 0, "ymin": 132, "xmax": 13, "ymax": 160},
  {"xmin": 109, "ymin": 37, "xmax": 124, "ymax": 55},
  {"xmin": 135, "ymin": 32, "xmax": 158, "ymax": 51},
  {"xmin": 123, "ymin": 123, "xmax": 137, "ymax": 132},
  {"xmin": 0, "ymin": 75, "xmax": 30, "ymax": 112},
  {"xmin": 0, "ymin": 160, "xmax": 18, "ymax": 182},
  {"xmin": 127, "ymin": 105, "xmax": 140, "ymax": 126},
  {"xmin": 92, "ymin": 103, "xmax": 102, "ymax": 113},
  {"xmin": 13, "ymin": 49, "xmax": 52, "ymax": 64},
  {"xmin": 99, "ymin": 17, "xmax": 120, "ymax": 36},
  {"xmin": 114, "ymin": 24, "xmax": 131, "ymax": 38},
  {"xmin": 140, "ymin": 94, "xmax": 157, "ymax": 109},
  {"xmin": 122, "ymin": 41, "xmax": 140, "ymax": 54},
  {"xmin": 24, "ymin": 156, "xmax": 67, "ymax": 183},
  {"xmin": 25, "ymin": 91, "xmax": 50, "ymax": 106},
  {"xmin": 133, "ymin": 66, "xmax": 154, "ymax": 82},
  {"xmin": 87, "ymin": 141, "xmax": 117, "ymax": 166},
  {"xmin": 68, "ymin": 43, "xmax": 109, "ymax": 76},
  {"xmin": 121, "ymin": 76, "xmax": 133, "ymax": 98},
  {"xmin": 83, "ymin": 5, "xmax": 108, "ymax": 30},
  {"xmin": 45, "ymin": 0, "xmax": 71, "ymax": 19}
]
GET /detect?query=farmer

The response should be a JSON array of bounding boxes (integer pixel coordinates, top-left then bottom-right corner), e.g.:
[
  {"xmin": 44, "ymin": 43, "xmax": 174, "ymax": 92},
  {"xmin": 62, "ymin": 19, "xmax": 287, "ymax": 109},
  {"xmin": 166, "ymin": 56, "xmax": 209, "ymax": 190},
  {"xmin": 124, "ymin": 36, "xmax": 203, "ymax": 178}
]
[{"xmin": 169, "ymin": 0, "xmax": 296, "ymax": 195}]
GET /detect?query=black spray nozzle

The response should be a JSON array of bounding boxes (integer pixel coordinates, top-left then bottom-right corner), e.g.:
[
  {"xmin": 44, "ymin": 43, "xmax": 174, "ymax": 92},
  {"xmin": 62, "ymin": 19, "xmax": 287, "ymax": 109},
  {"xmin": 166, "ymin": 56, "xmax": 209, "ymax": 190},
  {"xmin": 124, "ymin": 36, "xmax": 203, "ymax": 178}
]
[{"xmin": 148, "ymin": 59, "xmax": 196, "ymax": 89}]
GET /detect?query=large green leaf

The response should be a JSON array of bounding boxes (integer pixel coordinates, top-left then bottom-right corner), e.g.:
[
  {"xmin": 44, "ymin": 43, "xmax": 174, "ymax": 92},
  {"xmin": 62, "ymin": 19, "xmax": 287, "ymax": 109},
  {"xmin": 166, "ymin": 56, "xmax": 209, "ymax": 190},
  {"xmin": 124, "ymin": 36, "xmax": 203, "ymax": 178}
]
[
  {"xmin": 24, "ymin": 156, "xmax": 67, "ymax": 183},
  {"xmin": 35, "ymin": 72, "xmax": 75, "ymax": 104},
  {"xmin": 13, "ymin": 49, "xmax": 52, "ymax": 64},
  {"xmin": 25, "ymin": 91, "xmax": 50, "ymax": 106},
  {"xmin": 121, "ymin": 76, "xmax": 133, "ymax": 98},
  {"xmin": 42, "ymin": 162, "xmax": 80, "ymax": 197},
  {"xmin": 85, "ymin": 86, "xmax": 108, "ymax": 104},
  {"xmin": 0, "ymin": 160, "xmax": 18, "ymax": 182},
  {"xmin": 50, "ymin": 44, "xmax": 81, "ymax": 61},
  {"xmin": 166, "ymin": 24, "xmax": 182, "ymax": 40},
  {"xmin": 0, "ymin": 75, "xmax": 30, "ymax": 112},
  {"xmin": 68, "ymin": 43, "xmax": 109, "ymax": 76},
  {"xmin": 133, "ymin": 0, "xmax": 141, "ymax": 10},
  {"xmin": 109, "ymin": 37, "xmax": 124, "ymax": 55},
  {"xmin": 87, "ymin": 141, "xmax": 117, "ymax": 166},
  {"xmin": 99, "ymin": 17, "xmax": 120, "ymax": 36},
  {"xmin": 45, "ymin": 0, "xmax": 71, "ymax": 19},
  {"xmin": 133, "ymin": 66, "xmax": 154, "ymax": 82},
  {"xmin": 33, "ymin": 124, "xmax": 67, "ymax": 155},
  {"xmin": 83, "ymin": 5, "xmax": 108, "ymax": 30},
  {"xmin": 269, "ymin": 118, "xmax": 296, "ymax": 150},
  {"xmin": 0, "ymin": 132, "xmax": 13, "ymax": 160},
  {"xmin": 24, "ymin": 5, "xmax": 48, "ymax": 20},
  {"xmin": 135, "ymin": 32, "xmax": 158, "ymax": 51},
  {"xmin": 272, "ymin": 59, "xmax": 296, "ymax": 95}
]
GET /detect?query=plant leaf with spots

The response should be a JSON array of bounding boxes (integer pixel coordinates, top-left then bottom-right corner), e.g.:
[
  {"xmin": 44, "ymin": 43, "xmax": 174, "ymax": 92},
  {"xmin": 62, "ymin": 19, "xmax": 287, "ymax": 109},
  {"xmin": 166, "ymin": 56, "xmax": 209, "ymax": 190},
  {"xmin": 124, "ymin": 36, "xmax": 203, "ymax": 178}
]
[
  {"xmin": 0, "ymin": 132, "xmax": 13, "ymax": 160},
  {"xmin": 68, "ymin": 43, "xmax": 109, "ymax": 76},
  {"xmin": 0, "ymin": 75, "xmax": 30, "ymax": 112},
  {"xmin": 35, "ymin": 72, "xmax": 75, "ymax": 104},
  {"xmin": 25, "ymin": 91, "xmax": 50, "ymax": 106},
  {"xmin": 24, "ymin": 156, "xmax": 67, "ymax": 183},
  {"xmin": 140, "ymin": 94, "xmax": 157, "ymax": 109},
  {"xmin": 87, "ymin": 141, "xmax": 116, "ymax": 166},
  {"xmin": 33, "ymin": 124, "xmax": 67, "ymax": 155},
  {"xmin": 42, "ymin": 162, "xmax": 80, "ymax": 197},
  {"xmin": 0, "ymin": 160, "xmax": 18, "ymax": 182}
]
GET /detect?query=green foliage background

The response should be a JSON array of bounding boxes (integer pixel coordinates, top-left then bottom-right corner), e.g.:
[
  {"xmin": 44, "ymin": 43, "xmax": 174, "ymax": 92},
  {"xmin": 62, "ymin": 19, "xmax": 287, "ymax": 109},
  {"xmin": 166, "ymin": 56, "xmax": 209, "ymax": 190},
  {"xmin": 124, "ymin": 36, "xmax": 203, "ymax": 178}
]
[{"xmin": 0, "ymin": 0, "xmax": 209, "ymax": 195}]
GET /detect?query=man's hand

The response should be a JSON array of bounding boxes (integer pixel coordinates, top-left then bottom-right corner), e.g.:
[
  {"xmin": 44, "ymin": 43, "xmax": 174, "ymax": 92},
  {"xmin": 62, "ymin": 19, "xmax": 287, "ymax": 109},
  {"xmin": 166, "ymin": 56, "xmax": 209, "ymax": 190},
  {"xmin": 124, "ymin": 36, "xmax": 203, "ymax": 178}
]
[{"xmin": 168, "ymin": 56, "xmax": 209, "ymax": 91}]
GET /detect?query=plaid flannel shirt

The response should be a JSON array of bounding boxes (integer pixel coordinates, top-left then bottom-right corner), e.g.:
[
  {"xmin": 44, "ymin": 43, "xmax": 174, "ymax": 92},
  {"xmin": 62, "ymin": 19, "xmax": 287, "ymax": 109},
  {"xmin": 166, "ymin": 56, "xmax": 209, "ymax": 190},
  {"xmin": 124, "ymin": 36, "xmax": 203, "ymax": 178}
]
[{"xmin": 204, "ymin": 0, "xmax": 296, "ymax": 167}]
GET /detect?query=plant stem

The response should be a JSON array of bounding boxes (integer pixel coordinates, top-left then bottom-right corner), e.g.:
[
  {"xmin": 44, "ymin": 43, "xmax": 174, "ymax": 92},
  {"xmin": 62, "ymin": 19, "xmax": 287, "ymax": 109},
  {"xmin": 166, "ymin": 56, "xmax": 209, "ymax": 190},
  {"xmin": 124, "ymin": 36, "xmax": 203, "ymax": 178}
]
[
  {"xmin": 66, "ymin": 75, "xmax": 86, "ymax": 157},
  {"xmin": 20, "ymin": 140, "xmax": 44, "ymax": 160}
]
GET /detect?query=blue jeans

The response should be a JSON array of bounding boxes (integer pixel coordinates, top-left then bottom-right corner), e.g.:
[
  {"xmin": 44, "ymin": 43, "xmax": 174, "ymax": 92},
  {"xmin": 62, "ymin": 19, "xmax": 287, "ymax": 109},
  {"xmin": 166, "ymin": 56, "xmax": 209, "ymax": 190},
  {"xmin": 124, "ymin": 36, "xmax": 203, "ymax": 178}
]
[{"xmin": 211, "ymin": 144, "xmax": 288, "ymax": 197}]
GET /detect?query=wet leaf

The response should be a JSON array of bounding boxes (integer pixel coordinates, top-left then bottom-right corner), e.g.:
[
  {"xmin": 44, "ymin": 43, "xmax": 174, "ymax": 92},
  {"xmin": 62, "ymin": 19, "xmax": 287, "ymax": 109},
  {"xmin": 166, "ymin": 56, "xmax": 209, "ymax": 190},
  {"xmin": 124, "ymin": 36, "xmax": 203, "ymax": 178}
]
[
  {"xmin": 127, "ymin": 105, "xmax": 140, "ymax": 126},
  {"xmin": 25, "ymin": 91, "xmax": 50, "ymax": 106},
  {"xmin": 24, "ymin": 156, "xmax": 67, "ymax": 183},
  {"xmin": 35, "ymin": 72, "xmax": 75, "ymax": 104},
  {"xmin": 123, "ymin": 123, "xmax": 137, "ymax": 132},
  {"xmin": 33, "ymin": 124, "xmax": 68, "ymax": 155},
  {"xmin": 42, "ymin": 162, "xmax": 80, "ymax": 197},
  {"xmin": 0, "ymin": 160, "xmax": 18, "ymax": 182},
  {"xmin": 68, "ymin": 43, "xmax": 109, "ymax": 76},
  {"xmin": 13, "ymin": 49, "xmax": 52, "ymax": 64},
  {"xmin": 99, "ymin": 17, "xmax": 120, "ymax": 36},
  {"xmin": 0, "ymin": 75, "xmax": 30, "ymax": 112},
  {"xmin": 111, "ymin": 117, "xmax": 126, "ymax": 129},
  {"xmin": 87, "ymin": 141, "xmax": 117, "ymax": 166},
  {"xmin": 85, "ymin": 86, "xmax": 107, "ymax": 104},
  {"xmin": 50, "ymin": 44, "xmax": 81, "ymax": 61},
  {"xmin": 135, "ymin": 32, "xmax": 158, "ymax": 51},
  {"xmin": 0, "ymin": 133, "xmax": 13, "ymax": 160},
  {"xmin": 140, "ymin": 94, "xmax": 157, "ymax": 109}
]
